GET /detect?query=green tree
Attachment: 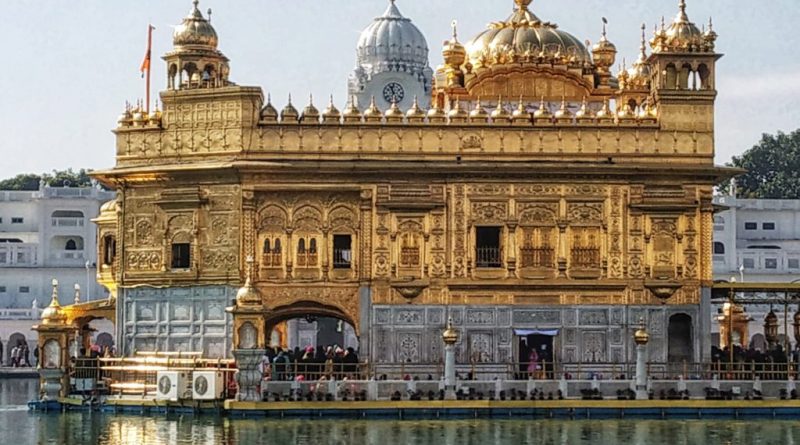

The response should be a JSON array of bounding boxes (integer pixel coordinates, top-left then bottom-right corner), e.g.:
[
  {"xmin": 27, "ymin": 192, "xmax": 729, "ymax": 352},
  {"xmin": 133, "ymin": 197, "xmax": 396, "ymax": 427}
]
[
  {"xmin": 0, "ymin": 169, "xmax": 96, "ymax": 191},
  {"xmin": 725, "ymin": 129, "xmax": 800, "ymax": 199}
]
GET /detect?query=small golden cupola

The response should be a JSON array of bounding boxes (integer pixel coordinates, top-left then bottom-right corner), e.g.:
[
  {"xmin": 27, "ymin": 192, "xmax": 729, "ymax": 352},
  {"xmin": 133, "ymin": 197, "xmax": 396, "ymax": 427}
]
[
  {"xmin": 164, "ymin": 0, "xmax": 232, "ymax": 90},
  {"xmin": 592, "ymin": 19, "xmax": 618, "ymax": 89},
  {"xmin": 651, "ymin": 0, "xmax": 714, "ymax": 53},
  {"xmin": 41, "ymin": 280, "xmax": 67, "ymax": 325}
]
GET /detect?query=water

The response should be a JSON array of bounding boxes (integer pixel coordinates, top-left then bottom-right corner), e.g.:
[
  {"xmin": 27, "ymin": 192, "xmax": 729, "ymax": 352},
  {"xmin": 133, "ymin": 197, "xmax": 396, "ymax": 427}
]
[{"xmin": 1, "ymin": 379, "xmax": 799, "ymax": 445}]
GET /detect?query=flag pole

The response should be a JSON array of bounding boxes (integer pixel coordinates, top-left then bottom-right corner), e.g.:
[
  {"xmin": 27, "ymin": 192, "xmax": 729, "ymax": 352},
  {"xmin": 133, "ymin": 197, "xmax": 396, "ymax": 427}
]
[{"xmin": 141, "ymin": 25, "xmax": 154, "ymax": 115}]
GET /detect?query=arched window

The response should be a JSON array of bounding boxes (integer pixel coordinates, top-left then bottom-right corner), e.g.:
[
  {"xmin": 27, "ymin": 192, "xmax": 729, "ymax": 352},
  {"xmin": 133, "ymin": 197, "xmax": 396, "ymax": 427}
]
[
  {"xmin": 102, "ymin": 235, "xmax": 116, "ymax": 266},
  {"xmin": 309, "ymin": 238, "xmax": 317, "ymax": 254},
  {"xmin": 263, "ymin": 239, "xmax": 271, "ymax": 254},
  {"xmin": 298, "ymin": 239, "xmax": 306, "ymax": 254},
  {"xmin": 714, "ymin": 242, "xmax": 725, "ymax": 255},
  {"xmin": 273, "ymin": 239, "xmax": 282, "ymax": 253},
  {"xmin": 65, "ymin": 239, "xmax": 77, "ymax": 251}
]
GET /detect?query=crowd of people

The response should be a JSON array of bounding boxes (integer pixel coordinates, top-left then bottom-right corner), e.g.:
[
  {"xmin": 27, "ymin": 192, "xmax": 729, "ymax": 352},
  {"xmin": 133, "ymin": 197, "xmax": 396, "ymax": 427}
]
[
  {"xmin": 260, "ymin": 345, "xmax": 360, "ymax": 381},
  {"xmin": 710, "ymin": 344, "xmax": 797, "ymax": 379}
]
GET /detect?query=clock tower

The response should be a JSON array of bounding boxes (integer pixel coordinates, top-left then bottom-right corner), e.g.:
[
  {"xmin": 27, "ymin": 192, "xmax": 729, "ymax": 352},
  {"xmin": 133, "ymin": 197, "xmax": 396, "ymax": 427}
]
[{"xmin": 348, "ymin": 0, "xmax": 433, "ymax": 110}]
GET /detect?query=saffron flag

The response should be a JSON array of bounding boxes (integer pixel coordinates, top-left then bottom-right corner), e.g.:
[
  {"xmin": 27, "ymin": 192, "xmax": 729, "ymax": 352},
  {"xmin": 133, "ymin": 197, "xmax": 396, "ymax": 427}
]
[{"xmin": 140, "ymin": 25, "xmax": 155, "ymax": 78}]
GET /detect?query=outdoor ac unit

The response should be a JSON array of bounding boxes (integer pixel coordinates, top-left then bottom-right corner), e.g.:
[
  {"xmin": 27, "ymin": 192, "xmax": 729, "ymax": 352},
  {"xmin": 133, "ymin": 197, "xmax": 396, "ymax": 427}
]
[
  {"xmin": 192, "ymin": 370, "xmax": 225, "ymax": 400},
  {"xmin": 156, "ymin": 370, "xmax": 192, "ymax": 402}
]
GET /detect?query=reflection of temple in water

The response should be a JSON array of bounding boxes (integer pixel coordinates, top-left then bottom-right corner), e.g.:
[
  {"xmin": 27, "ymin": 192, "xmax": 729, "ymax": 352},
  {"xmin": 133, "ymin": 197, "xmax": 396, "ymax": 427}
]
[{"xmin": 77, "ymin": 0, "xmax": 733, "ymax": 371}]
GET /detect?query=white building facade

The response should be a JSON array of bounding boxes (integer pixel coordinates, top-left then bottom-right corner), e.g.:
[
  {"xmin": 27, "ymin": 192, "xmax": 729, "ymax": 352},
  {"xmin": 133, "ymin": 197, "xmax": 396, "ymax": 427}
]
[
  {"xmin": 712, "ymin": 195, "xmax": 800, "ymax": 349},
  {"xmin": 0, "ymin": 184, "xmax": 115, "ymax": 363}
]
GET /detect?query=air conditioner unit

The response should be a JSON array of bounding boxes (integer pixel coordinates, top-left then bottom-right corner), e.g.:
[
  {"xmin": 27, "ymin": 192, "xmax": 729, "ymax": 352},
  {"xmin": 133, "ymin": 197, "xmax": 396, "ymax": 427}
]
[
  {"xmin": 156, "ymin": 370, "xmax": 192, "ymax": 402},
  {"xmin": 192, "ymin": 370, "xmax": 225, "ymax": 400}
]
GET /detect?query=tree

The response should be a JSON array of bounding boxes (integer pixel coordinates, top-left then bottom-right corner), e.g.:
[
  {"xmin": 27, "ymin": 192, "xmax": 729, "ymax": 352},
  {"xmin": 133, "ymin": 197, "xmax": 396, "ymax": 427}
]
[
  {"xmin": 724, "ymin": 129, "xmax": 800, "ymax": 199},
  {"xmin": 0, "ymin": 169, "xmax": 96, "ymax": 191}
]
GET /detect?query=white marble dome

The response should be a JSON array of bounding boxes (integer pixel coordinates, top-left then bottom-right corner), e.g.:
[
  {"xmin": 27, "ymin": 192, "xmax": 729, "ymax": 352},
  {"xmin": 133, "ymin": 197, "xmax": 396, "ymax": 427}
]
[{"xmin": 355, "ymin": 0, "xmax": 430, "ymax": 78}]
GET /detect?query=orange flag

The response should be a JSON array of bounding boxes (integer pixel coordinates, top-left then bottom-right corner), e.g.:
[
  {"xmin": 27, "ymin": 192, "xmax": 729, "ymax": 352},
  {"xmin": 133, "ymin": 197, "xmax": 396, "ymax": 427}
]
[{"xmin": 140, "ymin": 25, "xmax": 155, "ymax": 78}]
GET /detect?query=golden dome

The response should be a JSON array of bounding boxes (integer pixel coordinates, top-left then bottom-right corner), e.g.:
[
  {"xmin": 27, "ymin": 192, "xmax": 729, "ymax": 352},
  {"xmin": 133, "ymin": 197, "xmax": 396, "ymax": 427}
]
[
  {"xmin": 533, "ymin": 98, "xmax": 552, "ymax": 119},
  {"xmin": 442, "ymin": 317, "xmax": 459, "ymax": 345},
  {"xmin": 342, "ymin": 96, "xmax": 363, "ymax": 123},
  {"xmin": 651, "ymin": 1, "xmax": 713, "ymax": 53},
  {"xmin": 41, "ymin": 280, "xmax": 67, "ymax": 325},
  {"xmin": 280, "ymin": 95, "xmax": 299, "ymax": 122},
  {"xmin": 384, "ymin": 100, "xmax": 404, "ymax": 122},
  {"xmin": 490, "ymin": 97, "xmax": 510, "ymax": 122},
  {"xmin": 322, "ymin": 96, "xmax": 342, "ymax": 123},
  {"xmin": 634, "ymin": 327, "xmax": 650, "ymax": 345},
  {"xmin": 511, "ymin": 98, "xmax": 529, "ymax": 123},
  {"xmin": 466, "ymin": 0, "xmax": 592, "ymax": 70},
  {"xmin": 100, "ymin": 199, "xmax": 117, "ymax": 214},
  {"xmin": 447, "ymin": 101, "xmax": 469, "ymax": 122},
  {"xmin": 554, "ymin": 98, "xmax": 573, "ymax": 120},
  {"xmin": 300, "ymin": 95, "xmax": 320, "ymax": 123},
  {"xmin": 575, "ymin": 97, "xmax": 594, "ymax": 121},
  {"xmin": 427, "ymin": 102, "xmax": 447, "ymax": 121},
  {"xmin": 235, "ymin": 277, "xmax": 261, "ymax": 305},
  {"xmin": 591, "ymin": 21, "xmax": 617, "ymax": 70},
  {"xmin": 406, "ymin": 96, "xmax": 426, "ymax": 121},
  {"xmin": 363, "ymin": 96, "xmax": 383, "ymax": 122},
  {"xmin": 173, "ymin": 0, "xmax": 218, "ymax": 49},
  {"xmin": 469, "ymin": 100, "xmax": 489, "ymax": 122},
  {"xmin": 596, "ymin": 99, "xmax": 613, "ymax": 121},
  {"xmin": 443, "ymin": 22, "xmax": 467, "ymax": 69},
  {"xmin": 625, "ymin": 25, "xmax": 652, "ymax": 90},
  {"xmin": 260, "ymin": 94, "xmax": 279, "ymax": 122}
]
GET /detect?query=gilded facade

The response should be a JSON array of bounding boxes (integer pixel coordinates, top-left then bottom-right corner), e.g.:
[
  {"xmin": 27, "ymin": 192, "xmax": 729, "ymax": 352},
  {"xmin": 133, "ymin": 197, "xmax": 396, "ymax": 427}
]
[{"xmin": 92, "ymin": 0, "xmax": 734, "ymax": 367}]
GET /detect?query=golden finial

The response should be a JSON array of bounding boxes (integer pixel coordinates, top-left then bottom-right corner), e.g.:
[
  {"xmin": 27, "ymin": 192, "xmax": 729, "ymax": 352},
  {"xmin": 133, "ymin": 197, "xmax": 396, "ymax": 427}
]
[
  {"xmin": 575, "ymin": 96, "xmax": 594, "ymax": 120},
  {"xmin": 280, "ymin": 94, "xmax": 299, "ymax": 122},
  {"xmin": 469, "ymin": 97, "xmax": 488, "ymax": 121},
  {"xmin": 639, "ymin": 23, "xmax": 647, "ymax": 58},
  {"xmin": 634, "ymin": 317, "xmax": 650, "ymax": 345},
  {"xmin": 322, "ymin": 95, "xmax": 341, "ymax": 123},
  {"xmin": 490, "ymin": 96, "xmax": 509, "ymax": 121},
  {"xmin": 406, "ymin": 95, "xmax": 426, "ymax": 120},
  {"xmin": 385, "ymin": 98, "xmax": 404, "ymax": 121},
  {"xmin": 363, "ymin": 96, "xmax": 383, "ymax": 121},
  {"xmin": 442, "ymin": 317, "xmax": 459, "ymax": 344},
  {"xmin": 555, "ymin": 96, "xmax": 572, "ymax": 120},
  {"xmin": 534, "ymin": 96, "xmax": 551, "ymax": 118},
  {"xmin": 514, "ymin": 0, "xmax": 533, "ymax": 11},
  {"xmin": 596, "ymin": 98, "xmax": 612, "ymax": 120}
]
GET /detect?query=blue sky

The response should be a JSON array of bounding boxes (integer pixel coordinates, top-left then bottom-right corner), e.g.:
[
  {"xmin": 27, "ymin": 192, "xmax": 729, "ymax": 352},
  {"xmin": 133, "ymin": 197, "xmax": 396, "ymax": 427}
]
[{"xmin": 0, "ymin": 0, "xmax": 798, "ymax": 178}]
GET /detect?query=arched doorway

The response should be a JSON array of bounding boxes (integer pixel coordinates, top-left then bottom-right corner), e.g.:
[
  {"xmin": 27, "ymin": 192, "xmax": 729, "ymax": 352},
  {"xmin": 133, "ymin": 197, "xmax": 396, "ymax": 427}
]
[
  {"xmin": 7, "ymin": 332, "xmax": 27, "ymax": 365},
  {"xmin": 668, "ymin": 314, "xmax": 694, "ymax": 369},
  {"xmin": 262, "ymin": 301, "xmax": 361, "ymax": 380},
  {"xmin": 265, "ymin": 301, "xmax": 359, "ymax": 352}
]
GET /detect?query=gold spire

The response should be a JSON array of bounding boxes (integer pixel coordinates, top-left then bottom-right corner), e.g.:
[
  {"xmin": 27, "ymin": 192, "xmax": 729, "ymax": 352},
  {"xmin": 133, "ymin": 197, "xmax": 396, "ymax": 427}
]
[
  {"xmin": 469, "ymin": 98, "xmax": 489, "ymax": 123},
  {"xmin": 514, "ymin": 0, "xmax": 533, "ymax": 10},
  {"xmin": 406, "ymin": 96, "xmax": 426, "ymax": 121},
  {"xmin": 575, "ymin": 96, "xmax": 594, "ymax": 121},
  {"xmin": 447, "ymin": 100, "xmax": 469, "ymax": 122},
  {"xmin": 596, "ymin": 98, "xmax": 613, "ymax": 122},
  {"xmin": 281, "ymin": 94, "xmax": 299, "ymax": 122},
  {"xmin": 533, "ymin": 97, "xmax": 552, "ymax": 119},
  {"xmin": 554, "ymin": 96, "xmax": 573, "ymax": 121},
  {"xmin": 342, "ymin": 95, "xmax": 362, "ymax": 123},
  {"xmin": 322, "ymin": 95, "xmax": 341, "ymax": 124},
  {"xmin": 384, "ymin": 98, "xmax": 404, "ymax": 122},
  {"xmin": 363, "ymin": 96, "xmax": 383, "ymax": 122},
  {"xmin": 41, "ymin": 279, "xmax": 66, "ymax": 325},
  {"xmin": 490, "ymin": 96, "xmax": 510, "ymax": 123},
  {"xmin": 236, "ymin": 256, "xmax": 261, "ymax": 305},
  {"xmin": 511, "ymin": 96, "xmax": 529, "ymax": 123},
  {"xmin": 442, "ymin": 316, "xmax": 459, "ymax": 345},
  {"xmin": 301, "ymin": 94, "xmax": 320, "ymax": 123},
  {"xmin": 260, "ymin": 93, "xmax": 279, "ymax": 122},
  {"xmin": 427, "ymin": 99, "xmax": 447, "ymax": 122}
]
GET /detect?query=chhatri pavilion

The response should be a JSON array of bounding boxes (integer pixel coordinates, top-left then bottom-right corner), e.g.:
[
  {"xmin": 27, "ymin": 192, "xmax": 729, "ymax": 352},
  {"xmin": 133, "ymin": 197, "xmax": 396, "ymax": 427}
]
[{"xmin": 50, "ymin": 0, "xmax": 733, "ymax": 374}]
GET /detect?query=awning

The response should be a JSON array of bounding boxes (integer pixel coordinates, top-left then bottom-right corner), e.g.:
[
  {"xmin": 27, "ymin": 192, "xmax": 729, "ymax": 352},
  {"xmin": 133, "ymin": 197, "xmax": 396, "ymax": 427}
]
[{"xmin": 514, "ymin": 329, "xmax": 559, "ymax": 337}]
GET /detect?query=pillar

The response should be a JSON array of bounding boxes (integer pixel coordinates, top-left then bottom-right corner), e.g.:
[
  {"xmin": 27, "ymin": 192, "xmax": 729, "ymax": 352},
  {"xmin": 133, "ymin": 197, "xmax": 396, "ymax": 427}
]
[
  {"xmin": 633, "ymin": 318, "xmax": 649, "ymax": 400},
  {"xmin": 227, "ymin": 258, "xmax": 267, "ymax": 402},
  {"xmin": 442, "ymin": 317, "xmax": 458, "ymax": 400}
]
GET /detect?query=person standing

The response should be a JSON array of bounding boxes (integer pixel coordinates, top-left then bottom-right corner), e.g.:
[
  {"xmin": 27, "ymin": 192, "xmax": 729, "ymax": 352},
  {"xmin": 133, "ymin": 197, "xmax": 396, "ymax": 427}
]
[{"xmin": 527, "ymin": 349, "xmax": 539, "ymax": 379}]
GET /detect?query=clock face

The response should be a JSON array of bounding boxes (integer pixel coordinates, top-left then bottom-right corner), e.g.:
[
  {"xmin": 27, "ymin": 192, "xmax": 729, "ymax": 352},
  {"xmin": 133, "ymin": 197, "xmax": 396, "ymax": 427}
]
[{"xmin": 382, "ymin": 82, "xmax": 405, "ymax": 104}]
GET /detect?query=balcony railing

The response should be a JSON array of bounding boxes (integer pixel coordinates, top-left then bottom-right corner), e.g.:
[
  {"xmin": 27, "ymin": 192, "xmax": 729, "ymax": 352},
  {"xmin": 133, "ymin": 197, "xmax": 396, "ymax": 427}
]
[
  {"xmin": 571, "ymin": 247, "xmax": 600, "ymax": 268},
  {"xmin": 51, "ymin": 217, "xmax": 85, "ymax": 227},
  {"xmin": 520, "ymin": 246, "xmax": 554, "ymax": 268},
  {"xmin": 333, "ymin": 249, "xmax": 352, "ymax": 269},
  {"xmin": 0, "ymin": 244, "xmax": 38, "ymax": 266},
  {"xmin": 50, "ymin": 250, "xmax": 85, "ymax": 261},
  {"xmin": 476, "ymin": 247, "xmax": 502, "ymax": 268},
  {"xmin": 296, "ymin": 252, "xmax": 318, "ymax": 268},
  {"xmin": 261, "ymin": 252, "xmax": 283, "ymax": 268}
]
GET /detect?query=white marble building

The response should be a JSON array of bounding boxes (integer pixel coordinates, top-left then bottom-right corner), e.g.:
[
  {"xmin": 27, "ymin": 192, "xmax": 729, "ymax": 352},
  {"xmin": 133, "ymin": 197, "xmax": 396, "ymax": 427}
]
[
  {"xmin": 0, "ymin": 184, "xmax": 116, "ymax": 363},
  {"xmin": 712, "ymin": 194, "xmax": 800, "ymax": 349}
]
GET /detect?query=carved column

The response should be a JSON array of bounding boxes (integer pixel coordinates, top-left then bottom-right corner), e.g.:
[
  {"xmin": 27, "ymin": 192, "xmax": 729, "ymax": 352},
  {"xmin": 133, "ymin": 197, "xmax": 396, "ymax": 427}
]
[
  {"xmin": 227, "ymin": 260, "xmax": 266, "ymax": 402},
  {"xmin": 33, "ymin": 281, "xmax": 73, "ymax": 401},
  {"xmin": 633, "ymin": 320, "xmax": 650, "ymax": 400},
  {"xmin": 442, "ymin": 318, "xmax": 459, "ymax": 400},
  {"xmin": 360, "ymin": 189, "xmax": 373, "ymax": 281},
  {"xmin": 241, "ymin": 189, "xmax": 257, "ymax": 279}
]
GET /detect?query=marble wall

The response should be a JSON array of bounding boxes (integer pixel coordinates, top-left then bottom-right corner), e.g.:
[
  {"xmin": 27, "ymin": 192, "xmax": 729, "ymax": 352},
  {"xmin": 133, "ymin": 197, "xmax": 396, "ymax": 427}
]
[
  {"xmin": 369, "ymin": 304, "xmax": 702, "ymax": 366},
  {"xmin": 119, "ymin": 286, "xmax": 234, "ymax": 358}
]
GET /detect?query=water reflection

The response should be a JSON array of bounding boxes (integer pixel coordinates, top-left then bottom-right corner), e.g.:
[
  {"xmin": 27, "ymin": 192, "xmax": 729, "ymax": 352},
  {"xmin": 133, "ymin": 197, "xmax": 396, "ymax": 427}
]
[{"xmin": 2, "ymin": 380, "xmax": 800, "ymax": 445}]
